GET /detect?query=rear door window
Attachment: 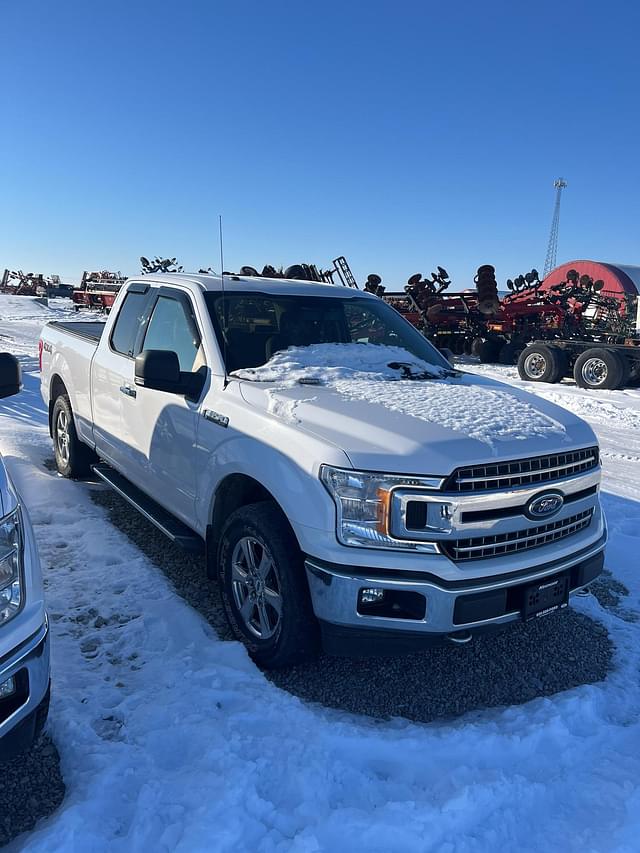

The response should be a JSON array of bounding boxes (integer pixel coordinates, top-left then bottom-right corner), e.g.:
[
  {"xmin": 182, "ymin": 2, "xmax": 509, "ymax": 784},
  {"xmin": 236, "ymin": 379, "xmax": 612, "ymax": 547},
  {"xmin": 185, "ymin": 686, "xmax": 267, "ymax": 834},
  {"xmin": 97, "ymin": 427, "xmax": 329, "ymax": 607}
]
[{"xmin": 110, "ymin": 291, "xmax": 149, "ymax": 356}]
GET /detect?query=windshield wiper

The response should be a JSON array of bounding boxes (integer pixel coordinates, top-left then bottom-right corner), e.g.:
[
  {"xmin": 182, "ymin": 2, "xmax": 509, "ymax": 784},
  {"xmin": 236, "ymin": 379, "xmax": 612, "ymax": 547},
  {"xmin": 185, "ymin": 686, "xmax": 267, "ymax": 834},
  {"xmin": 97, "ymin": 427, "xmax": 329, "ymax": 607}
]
[{"xmin": 387, "ymin": 361, "xmax": 447, "ymax": 381}]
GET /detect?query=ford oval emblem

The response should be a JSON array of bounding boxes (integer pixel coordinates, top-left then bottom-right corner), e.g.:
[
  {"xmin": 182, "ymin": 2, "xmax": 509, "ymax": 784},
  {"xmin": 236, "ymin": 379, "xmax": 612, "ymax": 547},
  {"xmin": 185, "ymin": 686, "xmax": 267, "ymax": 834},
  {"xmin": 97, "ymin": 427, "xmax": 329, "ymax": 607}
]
[{"xmin": 526, "ymin": 491, "xmax": 564, "ymax": 520}]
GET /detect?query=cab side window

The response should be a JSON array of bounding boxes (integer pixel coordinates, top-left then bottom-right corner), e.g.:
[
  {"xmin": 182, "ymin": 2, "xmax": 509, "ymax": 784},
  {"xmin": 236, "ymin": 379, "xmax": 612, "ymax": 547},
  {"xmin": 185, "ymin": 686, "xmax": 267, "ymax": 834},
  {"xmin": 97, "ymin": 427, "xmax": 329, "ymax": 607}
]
[
  {"xmin": 143, "ymin": 296, "xmax": 203, "ymax": 372},
  {"xmin": 110, "ymin": 291, "xmax": 149, "ymax": 356}
]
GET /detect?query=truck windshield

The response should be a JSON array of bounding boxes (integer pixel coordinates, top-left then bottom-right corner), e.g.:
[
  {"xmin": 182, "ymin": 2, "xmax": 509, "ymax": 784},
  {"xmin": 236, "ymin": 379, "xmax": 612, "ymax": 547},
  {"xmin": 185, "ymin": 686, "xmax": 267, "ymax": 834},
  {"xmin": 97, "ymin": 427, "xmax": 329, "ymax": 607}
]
[{"xmin": 204, "ymin": 291, "xmax": 450, "ymax": 374}]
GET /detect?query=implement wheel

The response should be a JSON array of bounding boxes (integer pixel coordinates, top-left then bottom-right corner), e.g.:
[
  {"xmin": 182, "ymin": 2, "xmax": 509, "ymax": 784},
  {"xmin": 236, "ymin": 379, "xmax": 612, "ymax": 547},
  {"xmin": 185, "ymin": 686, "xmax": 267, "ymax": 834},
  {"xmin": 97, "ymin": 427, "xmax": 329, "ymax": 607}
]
[
  {"xmin": 517, "ymin": 344, "xmax": 566, "ymax": 383},
  {"xmin": 573, "ymin": 348, "xmax": 629, "ymax": 391}
]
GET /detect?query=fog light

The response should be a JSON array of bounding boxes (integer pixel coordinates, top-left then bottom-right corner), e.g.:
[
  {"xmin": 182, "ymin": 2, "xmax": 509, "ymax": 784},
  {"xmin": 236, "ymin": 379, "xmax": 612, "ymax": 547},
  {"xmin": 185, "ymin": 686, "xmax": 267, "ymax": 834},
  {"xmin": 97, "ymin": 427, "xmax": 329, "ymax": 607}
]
[
  {"xmin": 0, "ymin": 676, "xmax": 16, "ymax": 699},
  {"xmin": 360, "ymin": 588, "xmax": 385, "ymax": 604}
]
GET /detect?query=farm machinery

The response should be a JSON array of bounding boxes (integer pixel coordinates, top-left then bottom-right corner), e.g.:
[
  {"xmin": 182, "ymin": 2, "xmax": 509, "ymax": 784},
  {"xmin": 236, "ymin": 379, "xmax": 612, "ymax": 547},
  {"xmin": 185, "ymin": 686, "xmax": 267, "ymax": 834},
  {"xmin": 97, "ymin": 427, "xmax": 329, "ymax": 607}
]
[
  {"xmin": 140, "ymin": 256, "xmax": 184, "ymax": 275},
  {"xmin": 221, "ymin": 256, "xmax": 360, "ymax": 288},
  {"xmin": 73, "ymin": 270, "xmax": 127, "ymax": 312},
  {"xmin": 378, "ymin": 264, "xmax": 637, "ymax": 367},
  {"xmin": 1, "ymin": 269, "xmax": 45, "ymax": 296},
  {"xmin": 514, "ymin": 269, "xmax": 640, "ymax": 390},
  {"xmin": 1, "ymin": 269, "xmax": 74, "ymax": 298},
  {"xmin": 73, "ymin": 256, "xmax": 184, "ymax": 312},
  {"xmin": 378, "ymin": 265, "xmax": 504, "ymax": 357},
  {"xmin": 375, "ymin": 261, "xmax": 640, "ymax": 390}
]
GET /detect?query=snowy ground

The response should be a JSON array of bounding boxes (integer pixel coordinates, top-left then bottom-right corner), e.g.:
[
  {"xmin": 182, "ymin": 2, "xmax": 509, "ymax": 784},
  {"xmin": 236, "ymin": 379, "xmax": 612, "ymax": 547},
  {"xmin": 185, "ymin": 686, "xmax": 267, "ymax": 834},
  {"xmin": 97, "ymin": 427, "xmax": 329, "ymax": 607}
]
[{"xmin": 1, "ymin": 295, "xmax": 639, "ymax": 852}]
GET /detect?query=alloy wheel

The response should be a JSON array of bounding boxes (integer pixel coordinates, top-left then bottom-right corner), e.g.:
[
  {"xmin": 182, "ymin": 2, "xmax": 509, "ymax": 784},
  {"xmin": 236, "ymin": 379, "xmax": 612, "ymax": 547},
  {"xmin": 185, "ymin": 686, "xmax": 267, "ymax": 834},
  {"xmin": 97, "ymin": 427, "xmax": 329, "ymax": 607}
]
[
  {"xmin": 55, "ymin": 409, "xmax": 70, "ymax": 464},
  {"xmin": 230, "ymin": 536, "xmax": 283, "ymax": 640}
]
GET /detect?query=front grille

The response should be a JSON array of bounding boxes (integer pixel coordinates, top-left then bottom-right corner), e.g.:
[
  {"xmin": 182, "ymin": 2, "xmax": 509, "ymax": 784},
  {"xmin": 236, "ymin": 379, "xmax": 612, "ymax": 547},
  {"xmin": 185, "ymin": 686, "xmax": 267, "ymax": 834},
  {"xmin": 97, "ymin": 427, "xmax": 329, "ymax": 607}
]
[
  {"xmin": 443, "ymin": 509, "xmax": 594, "ymax": 562},
  {"xmin": 447, "ymin": 447, "xmax": 599, "ymax": 493}
]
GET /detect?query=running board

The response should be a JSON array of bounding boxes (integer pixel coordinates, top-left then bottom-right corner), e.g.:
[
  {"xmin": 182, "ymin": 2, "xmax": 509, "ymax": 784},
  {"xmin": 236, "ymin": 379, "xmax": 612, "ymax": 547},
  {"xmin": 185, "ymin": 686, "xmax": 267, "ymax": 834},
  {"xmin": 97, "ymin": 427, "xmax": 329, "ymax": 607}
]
[{"xmin": 91, "ymin": 464, "xmax": 204, "ymax": 554}]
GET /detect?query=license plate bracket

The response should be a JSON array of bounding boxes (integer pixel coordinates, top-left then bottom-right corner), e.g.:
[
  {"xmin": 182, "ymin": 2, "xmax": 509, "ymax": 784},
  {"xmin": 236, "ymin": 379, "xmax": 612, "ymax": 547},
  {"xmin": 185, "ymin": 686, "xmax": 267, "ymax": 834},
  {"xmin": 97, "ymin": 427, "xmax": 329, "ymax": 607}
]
[{"xmin": 523, "ymin": 573, "xmax": 570, "ymax": 620}]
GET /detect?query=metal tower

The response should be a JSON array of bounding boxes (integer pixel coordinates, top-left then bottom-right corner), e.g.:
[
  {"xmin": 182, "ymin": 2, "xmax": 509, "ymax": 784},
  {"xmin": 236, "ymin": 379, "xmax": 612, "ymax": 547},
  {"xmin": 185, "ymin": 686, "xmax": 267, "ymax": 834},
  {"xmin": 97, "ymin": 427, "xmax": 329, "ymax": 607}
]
[{"xmin": 543, "ymin": 178, "xmax": 567, "ymax": 277}]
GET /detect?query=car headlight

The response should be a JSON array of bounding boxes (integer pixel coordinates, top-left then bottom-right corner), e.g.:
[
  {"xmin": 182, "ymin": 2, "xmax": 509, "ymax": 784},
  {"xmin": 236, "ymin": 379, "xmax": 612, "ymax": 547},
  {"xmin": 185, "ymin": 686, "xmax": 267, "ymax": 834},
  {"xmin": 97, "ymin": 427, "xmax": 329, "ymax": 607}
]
[
  {"xmin": 0, "ymin": 508, "xmax": 24, "ymax": 626},
  {"xmin": 320, "ymin": 465, "xmax": 442, "ymax": 551}
]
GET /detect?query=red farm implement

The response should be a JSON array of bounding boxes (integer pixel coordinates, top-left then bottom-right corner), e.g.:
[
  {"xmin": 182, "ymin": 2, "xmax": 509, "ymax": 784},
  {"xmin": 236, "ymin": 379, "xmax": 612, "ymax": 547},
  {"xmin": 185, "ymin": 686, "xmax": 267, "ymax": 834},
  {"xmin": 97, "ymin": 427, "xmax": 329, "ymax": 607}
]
[{"xmin": 73, "ymin": 270, "xmax": 127, "ymax": 312}]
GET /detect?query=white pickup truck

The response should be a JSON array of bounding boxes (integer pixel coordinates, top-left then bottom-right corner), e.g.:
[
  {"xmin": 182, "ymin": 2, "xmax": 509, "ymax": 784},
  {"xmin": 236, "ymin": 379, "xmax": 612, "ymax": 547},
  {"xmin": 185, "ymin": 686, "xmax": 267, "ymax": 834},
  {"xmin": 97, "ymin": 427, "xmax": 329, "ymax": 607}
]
[
  {"xmin": 0, "ymin": 354, "xmax": 50, "ymax": 760},
  {"xmin": 40, "ymin": 273, "xmax": 606, "ymax": 666}
]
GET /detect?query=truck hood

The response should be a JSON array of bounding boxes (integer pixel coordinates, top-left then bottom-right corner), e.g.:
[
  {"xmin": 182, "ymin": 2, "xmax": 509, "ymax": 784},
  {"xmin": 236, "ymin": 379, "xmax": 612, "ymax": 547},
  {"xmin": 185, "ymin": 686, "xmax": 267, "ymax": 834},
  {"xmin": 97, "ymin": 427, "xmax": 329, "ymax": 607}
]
[{"xmin": 238, "ymin": 371, "xmax": 598, "ymax": 475}]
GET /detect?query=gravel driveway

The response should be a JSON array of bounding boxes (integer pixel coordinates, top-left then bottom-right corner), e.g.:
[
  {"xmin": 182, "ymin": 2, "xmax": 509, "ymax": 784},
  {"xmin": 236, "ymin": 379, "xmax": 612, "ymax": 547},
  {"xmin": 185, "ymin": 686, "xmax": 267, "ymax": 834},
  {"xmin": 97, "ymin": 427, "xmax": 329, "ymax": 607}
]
[
  {"xmin": 92, "ymin": 489, "xmax": 615, "ymax": 723},
  {"xmin": 0, "ymin": 736, "xmax": 65, "ymax": 848}
]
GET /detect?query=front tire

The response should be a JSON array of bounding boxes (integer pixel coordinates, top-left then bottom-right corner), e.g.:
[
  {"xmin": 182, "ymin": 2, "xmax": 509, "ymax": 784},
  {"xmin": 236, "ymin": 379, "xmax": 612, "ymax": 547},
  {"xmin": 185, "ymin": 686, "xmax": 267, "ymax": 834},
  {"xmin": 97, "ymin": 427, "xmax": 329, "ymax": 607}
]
[
  {"xmin": 218, "ymin": 502, "xmax": 319, "ymax": 668},
  {"xmin": 52, "ymin": 395, "xmax": 94, "ymax": 478}
]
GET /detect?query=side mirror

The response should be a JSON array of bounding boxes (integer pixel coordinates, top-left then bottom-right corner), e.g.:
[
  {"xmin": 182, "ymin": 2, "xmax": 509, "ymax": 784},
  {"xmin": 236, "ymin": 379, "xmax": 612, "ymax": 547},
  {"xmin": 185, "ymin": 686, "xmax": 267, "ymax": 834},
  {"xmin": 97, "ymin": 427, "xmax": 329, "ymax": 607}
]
[
  {"xmin": 135, "ymin": 349, "xmax": 181, "ymax": 392},
  {"xmin": 0, "ymin": 354, "xmax": 21, "ymax": 399},
  {"xmin": 135, "ymin": 349, "xmax": 204, "ymax": 398}
]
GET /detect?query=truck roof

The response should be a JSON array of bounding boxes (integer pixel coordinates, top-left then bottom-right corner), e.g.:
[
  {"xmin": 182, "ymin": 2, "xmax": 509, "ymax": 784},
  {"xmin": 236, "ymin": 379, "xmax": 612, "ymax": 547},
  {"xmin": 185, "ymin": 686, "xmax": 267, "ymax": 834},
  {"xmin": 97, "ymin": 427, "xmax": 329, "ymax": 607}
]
[{"xmin": 129, "ymin": 273, "xmax": 375, "ymax": 300}]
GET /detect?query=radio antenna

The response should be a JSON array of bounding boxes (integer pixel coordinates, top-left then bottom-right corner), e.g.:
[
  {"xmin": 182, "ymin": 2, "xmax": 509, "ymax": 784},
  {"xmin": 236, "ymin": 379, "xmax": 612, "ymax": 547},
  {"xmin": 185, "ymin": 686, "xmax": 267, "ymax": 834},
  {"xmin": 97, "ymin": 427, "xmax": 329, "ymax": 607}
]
[{"xmin": 219, "ymin": 214, "xmax": 230, "ymax": 389}]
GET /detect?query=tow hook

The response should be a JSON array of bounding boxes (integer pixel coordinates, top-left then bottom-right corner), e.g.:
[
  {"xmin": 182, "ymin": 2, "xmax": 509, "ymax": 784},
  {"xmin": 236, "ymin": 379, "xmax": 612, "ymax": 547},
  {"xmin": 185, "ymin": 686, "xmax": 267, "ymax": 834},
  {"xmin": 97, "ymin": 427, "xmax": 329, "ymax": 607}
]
[{"xmin": 447, "ymin": 630, "xmax": 473, "ymax": 645}]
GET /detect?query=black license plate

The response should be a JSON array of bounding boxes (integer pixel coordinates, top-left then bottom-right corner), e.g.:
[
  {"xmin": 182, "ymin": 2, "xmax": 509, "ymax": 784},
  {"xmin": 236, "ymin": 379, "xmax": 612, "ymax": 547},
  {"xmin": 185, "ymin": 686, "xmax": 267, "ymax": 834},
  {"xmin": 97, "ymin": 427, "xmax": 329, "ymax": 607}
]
[{"xmin": 523, "ymin": 573, "xmax": 570, "ymax": 620}]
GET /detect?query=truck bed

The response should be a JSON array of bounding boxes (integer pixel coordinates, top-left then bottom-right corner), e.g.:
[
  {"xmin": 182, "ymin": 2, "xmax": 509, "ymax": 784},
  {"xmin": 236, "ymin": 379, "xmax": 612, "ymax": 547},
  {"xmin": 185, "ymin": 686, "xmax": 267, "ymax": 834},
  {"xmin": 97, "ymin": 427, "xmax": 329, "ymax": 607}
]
[{"xmin": 48, "ymin": 321, "xmax": 106, "ymax": 343}]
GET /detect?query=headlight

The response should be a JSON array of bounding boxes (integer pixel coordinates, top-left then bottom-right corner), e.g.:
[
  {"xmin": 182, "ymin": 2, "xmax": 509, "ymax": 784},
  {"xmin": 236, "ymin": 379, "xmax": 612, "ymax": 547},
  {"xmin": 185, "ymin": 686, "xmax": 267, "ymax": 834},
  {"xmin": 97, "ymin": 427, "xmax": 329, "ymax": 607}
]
[
  {"xmin": 0, "ymin": 508, "xmax": 24, "ymax": 626},
  {"xmin": 320, "ymin": 465, "xmax": 442, "ymax": 551}
]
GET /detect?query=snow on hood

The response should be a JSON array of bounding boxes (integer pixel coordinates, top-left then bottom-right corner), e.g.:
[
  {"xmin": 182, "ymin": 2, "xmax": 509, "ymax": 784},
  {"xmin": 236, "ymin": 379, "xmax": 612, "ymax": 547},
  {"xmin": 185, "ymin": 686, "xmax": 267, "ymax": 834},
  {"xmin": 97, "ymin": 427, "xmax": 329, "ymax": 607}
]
[
  {"xmin": 331, "ymin": 376, "xmax": 567, "ymax": 449},
  {"xmin": 233, "ymin": 343, "xmax": 572, "ymax": 456}
]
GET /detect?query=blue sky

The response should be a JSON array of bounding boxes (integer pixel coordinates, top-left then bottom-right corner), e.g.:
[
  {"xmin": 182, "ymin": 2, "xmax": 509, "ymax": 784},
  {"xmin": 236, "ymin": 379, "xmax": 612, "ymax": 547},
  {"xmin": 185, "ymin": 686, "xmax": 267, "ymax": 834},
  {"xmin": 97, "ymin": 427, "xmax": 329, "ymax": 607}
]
[{"xmin": 1, "ymin": 0, "xmax": 638, "ymax": 290}]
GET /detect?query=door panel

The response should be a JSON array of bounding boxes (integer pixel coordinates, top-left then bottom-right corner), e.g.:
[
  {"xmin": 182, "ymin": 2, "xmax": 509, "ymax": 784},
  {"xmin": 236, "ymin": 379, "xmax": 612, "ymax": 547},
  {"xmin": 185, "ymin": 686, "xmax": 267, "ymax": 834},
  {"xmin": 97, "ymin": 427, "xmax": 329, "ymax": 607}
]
[
  {"xmin": 128, "ymin": 386, "xmax": 200, "ymax": 524},
  {"xmin": 121, "ymin": 292, "xmax": 204, "ymax": 524},
  {"xmin": 91, "ymin": 288, "xmax": 151, "ymax": 471}
]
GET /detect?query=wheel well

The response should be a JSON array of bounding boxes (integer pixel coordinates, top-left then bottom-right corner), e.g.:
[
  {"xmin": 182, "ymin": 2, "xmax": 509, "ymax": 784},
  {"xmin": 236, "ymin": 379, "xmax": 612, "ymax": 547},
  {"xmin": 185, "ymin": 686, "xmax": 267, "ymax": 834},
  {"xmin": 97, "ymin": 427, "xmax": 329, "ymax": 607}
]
[
  {"xmin": 48, "ymin": 375, "xmax": 67, "ymax": 436},
  {"xmin": 208, "ymin": 475, "xmax": 292, "ymax": 570}
]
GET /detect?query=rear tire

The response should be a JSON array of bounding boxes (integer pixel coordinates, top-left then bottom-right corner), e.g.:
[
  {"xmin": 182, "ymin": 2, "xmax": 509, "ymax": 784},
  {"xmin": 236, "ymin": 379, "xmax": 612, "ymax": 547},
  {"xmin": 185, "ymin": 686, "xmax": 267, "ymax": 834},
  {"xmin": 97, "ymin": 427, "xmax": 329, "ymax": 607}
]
[
  {"xmin": 573, "ymin": 348, "xmax": 628, "ymax": 390},
  {"xmin": 517, "ymin": 344, "xmax": 566, "ymax": 383},
  {"xmin": 218, "ymin": 502, "xmax": 320, "ymax": 668},
  {"xmin": 52, "ymin": 395, "xmax": 94, "ymax": 478}
]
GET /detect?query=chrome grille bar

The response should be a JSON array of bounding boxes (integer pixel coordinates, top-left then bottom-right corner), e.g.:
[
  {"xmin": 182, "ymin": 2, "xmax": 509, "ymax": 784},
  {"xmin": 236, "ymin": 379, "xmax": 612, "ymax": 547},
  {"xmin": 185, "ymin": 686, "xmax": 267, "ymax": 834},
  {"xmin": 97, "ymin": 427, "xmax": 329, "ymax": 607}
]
[
  {"xmin": 448, "ymin": 447, "xmax": 599, "ymax": 493},
  {"xmin": 443, "ymin": 509, "xmax": 594, "ymax": 561}
]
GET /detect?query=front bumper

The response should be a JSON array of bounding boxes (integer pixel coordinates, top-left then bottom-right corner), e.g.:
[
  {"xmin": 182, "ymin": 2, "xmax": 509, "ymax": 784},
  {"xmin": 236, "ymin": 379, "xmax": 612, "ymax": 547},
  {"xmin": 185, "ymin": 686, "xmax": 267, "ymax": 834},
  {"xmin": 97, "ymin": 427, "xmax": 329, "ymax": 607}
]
[
  {"xmin": 0, "ymin": 617, "xmax": 50, "ymax": 760},
  {"xmin": 306, "ymin": 534, "xmax": 606, "ymax": 655}
]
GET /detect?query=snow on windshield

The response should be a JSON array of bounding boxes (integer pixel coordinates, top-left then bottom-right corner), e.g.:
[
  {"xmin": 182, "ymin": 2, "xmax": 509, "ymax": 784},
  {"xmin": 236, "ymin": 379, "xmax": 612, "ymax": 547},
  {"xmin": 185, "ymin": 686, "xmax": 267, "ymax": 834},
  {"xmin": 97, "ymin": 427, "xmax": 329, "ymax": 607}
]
[
  {"xmin": 231, "ymin": 342, "xmax": 447, "ymax": 384},
  {"xmin": 232, "ymin": 343, "xmax": 567, "ymax": 449}
]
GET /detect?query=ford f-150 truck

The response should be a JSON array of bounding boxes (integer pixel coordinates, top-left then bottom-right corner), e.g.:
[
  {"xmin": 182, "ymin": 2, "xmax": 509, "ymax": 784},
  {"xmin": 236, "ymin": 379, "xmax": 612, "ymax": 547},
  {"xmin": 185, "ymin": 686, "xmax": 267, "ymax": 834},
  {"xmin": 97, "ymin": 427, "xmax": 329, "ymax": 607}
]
[
  {"xmin": 39, "ymin": 273, "xmax": 606, "ymax": 667},
  {"xmin": 0, "ymin": 354, "xmax": 50, "ymax": 760}
]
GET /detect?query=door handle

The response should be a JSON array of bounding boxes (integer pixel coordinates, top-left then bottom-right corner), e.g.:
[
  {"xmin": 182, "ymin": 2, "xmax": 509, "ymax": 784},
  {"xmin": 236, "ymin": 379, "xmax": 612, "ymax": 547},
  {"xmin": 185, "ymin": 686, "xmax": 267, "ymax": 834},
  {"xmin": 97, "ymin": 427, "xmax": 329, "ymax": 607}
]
[{"xmin": 119, "ymin": 385, "xmax": 137, "ymax": 399}]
